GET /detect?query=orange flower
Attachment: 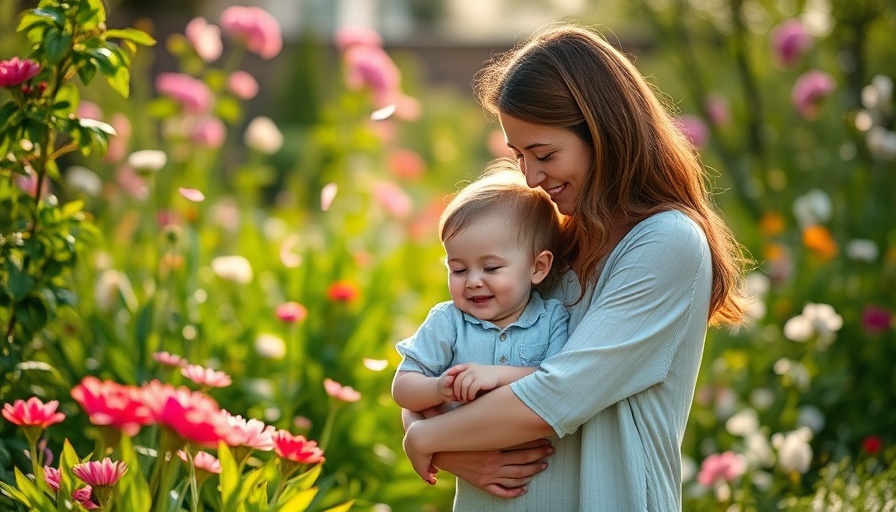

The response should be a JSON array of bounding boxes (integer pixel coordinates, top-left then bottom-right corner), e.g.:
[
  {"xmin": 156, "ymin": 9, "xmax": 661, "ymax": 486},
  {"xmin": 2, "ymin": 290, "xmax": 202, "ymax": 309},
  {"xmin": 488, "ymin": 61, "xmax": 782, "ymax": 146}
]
[
  {"xmin": 760, "ymin": 212, "xmax": 786, "ymax": 236},
  {"xmin": 802, "ymin": 225, "xmax": 837, "ymax": 259},
  {"xmin": 327, "ymin": 280, "xmax": 359, "ymax": 302}
]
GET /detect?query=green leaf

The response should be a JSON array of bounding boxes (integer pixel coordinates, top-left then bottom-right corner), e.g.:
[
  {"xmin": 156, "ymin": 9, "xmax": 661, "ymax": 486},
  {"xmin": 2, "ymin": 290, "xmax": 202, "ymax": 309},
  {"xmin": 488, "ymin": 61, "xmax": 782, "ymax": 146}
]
[
  {"xmin": 78, "ymin": 117, "xmax": 117, "ymax": 136},
  {"xmin": 76, "ymin": 57, "xmax": 99, "ymax": 85},
  {"xmin": 116, "ymin": 435, "xmax": 151, "ymax": 512},
  {"xmin": 217, "ymin": 443, "xmax": 239, "ymax": 508},
  {"xmin": 321, "ymin": 500, "xmax": 355, "ymax": 512},
  {"xmin": 15, "ymin": 297, "xmax": 49, "ymax": 332},
  {"xmin": 104, "ymin": 28, "xmax": 156, "ymax": 46},
  {"xmin": 16, "ymin": 12, "xmax": 52, "ymax": 33},
  {"xmin": 25, "ymin": 7, "xmax": 66, "ymax": 27},
  {"xmin": 289, "ymin": 464, "xmax": 322, "ymax": 491},
  {"xmin": 75, "ymin": 0, "xmax": 106, "ymax": 30},
  {"xmin": 274, "ymin": 488, "xmax": 316, "ymax": 511},
  {"xmin": 6, "ymin": 261, "xmax": 35, "ymax": 302},
  {"xmin": 13, "ymin": 466, "xmax": 56, "ymax": 509},
  {"xmin": 43, "ymin": 27, "xmax": 72, "ymax": 65}
]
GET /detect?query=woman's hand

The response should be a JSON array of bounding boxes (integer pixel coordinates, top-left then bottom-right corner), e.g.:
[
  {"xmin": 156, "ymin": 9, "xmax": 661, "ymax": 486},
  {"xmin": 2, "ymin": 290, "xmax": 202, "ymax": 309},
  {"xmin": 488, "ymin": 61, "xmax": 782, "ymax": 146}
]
[
  {"xmin": 403, "ymin": 422, "xmax": 438, "ymax": 484},
  {"xmin": 432, "ymin": 439, "xmax": 554, "ymax": 498}
]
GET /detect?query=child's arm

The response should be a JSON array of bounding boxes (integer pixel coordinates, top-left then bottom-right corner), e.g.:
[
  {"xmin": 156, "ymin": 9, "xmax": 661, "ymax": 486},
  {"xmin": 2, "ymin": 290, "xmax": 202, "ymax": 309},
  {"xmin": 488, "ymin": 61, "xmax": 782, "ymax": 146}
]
[
  {"xmin": 444, "ymin": 364, "xmax": 537, "ymax": 402},
  {"xmin": 392, "ymin": 370, "xmax": 457, "ymax": 412}
]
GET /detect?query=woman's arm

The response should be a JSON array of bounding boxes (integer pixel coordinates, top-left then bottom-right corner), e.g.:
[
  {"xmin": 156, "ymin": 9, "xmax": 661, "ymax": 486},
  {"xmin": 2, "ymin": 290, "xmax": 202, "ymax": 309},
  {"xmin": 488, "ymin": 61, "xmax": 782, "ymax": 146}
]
[
  {"xmin": 403, "ymin": 386, "xmax": 555, "ymax": 482},
  {"xmin": 400, "ymin": 405, "xmax": 553, "ymax": 494}
]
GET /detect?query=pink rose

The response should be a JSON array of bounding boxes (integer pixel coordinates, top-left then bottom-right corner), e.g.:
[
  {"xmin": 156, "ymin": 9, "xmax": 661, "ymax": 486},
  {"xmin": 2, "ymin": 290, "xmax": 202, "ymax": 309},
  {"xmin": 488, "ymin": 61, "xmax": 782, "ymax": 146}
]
[{"xmin": 0, "ymin": 57, "xmax": 40, "ymax": 87}]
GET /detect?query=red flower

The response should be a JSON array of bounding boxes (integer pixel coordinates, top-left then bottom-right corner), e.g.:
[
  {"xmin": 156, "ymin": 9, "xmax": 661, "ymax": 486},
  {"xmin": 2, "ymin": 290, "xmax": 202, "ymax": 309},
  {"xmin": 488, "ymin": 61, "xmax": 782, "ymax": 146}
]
[
  {"xmin": 72, "ymin": 458, "xmax": 128, "ymax": 487},
  {"xmin": 0, "ymin": 57, "xmax": 40, "ymax": 87},
  {"xmin": 327, "ymin": 280, "xmax": 359, "ymax": 302},
  {"xmin": 2, "ymin": 397, "xmax": 66, "ymax": 428},
  {"xmin": 272, "ymin": 430, "xmax": 325, "ymax": 465},
  {"xmin": 862, "ymin": 306, "xmax": 892, "ymax": 334},
  {"xmin": 276, "ymin": 301, "xmax": 308, "ymax": 323},
  {"xmin": 71, "ymin": 376, "xmax": 154, "ymax": 436},
  {"xmin": 862, "ymin": 435, "xmax": 884, "ymax": 455},
  {"xmin": 145, "ymin": 384, "xmax": 226, "ymax": 447}
]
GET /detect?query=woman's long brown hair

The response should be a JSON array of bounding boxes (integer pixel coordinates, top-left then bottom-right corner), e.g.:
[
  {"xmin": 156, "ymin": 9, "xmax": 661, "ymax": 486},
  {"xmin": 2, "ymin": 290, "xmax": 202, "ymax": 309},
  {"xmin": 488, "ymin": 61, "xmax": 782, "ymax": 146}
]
[{"xmin": 474, "ymin": 22, "xmax": 751, "ymax": 326}]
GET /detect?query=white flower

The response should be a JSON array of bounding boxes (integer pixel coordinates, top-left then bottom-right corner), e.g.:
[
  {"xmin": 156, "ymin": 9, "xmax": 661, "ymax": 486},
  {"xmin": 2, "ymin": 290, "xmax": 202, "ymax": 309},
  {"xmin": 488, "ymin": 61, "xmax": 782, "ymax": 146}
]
[
  {"xmin": 792, "ymin": 189, "xmax": 832, "ymax": 228},
  {"xmin": 127, "ymin": 149, "xmax": 167, "ymax": 173},
  {"xmin": 772, "ymin": 427, "xmax": 813, "ymax": 474},
  {"xmin": 783, "ymin": 302, "xmax": 843, "ymax": 347},
  {"xmin": 254, "ymin": 333, "xmax": 285, "ymax": 359},
  {"xmin": 243, "ymin": 116, "xmax": 283, "ymax": 154},
  {"xmin": 94, "ymin": 270, "xmax": 122, "ymax": 312},
  {"xmin": 726, "ymin": 409, "xmax": 760, "ymax": 437},
  {"xmin": 65, "ymin": 165, "xmax": 103, "ymax": 197},
  {"xmin": 773, "ymin": 358, "xmax": 812, "ymax": 390},
  {"xmin": 744, "ymin": 432, "xmax": 775, "ymax": 468},
  {"xmin": 866, "ymin": 126, "xmax": 896, "ymax": 160},
  {"xmin": 749, "ymin": 388, "xmax": 776, "ymax": 411},
  {"xmin": 846, "ymin": 239, "xmax": 879, "ymax": 261},
  {"xmin": 321, "ymin": 182, "xmax": 338, "ymax": 211},
  {"xmin": 211, "ymin": 255, "xmax": 253, "ymax": 284}
]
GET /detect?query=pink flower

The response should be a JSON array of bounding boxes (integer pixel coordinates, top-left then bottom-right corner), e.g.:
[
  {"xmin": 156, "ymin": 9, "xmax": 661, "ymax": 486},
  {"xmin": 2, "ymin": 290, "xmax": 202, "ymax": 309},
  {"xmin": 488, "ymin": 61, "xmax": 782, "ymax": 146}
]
[
  {"xmin": 177, "ymin": 450, "xmax": 222, "ymax": 474},
  {"xmin": 862, "ymin": 306, "xmax": 892, "ymax": 334},
  {"xmin": 105, "ymin": 113, "xmax": 132, "ymax": 162},
  {"xmin": 334, "ymin": 26, "xmax": 383, "ymax": 51},
  {"xmin": 77, "ymin": 101, "xmax": 104, "ymax": 121},
  {"xmin": 178, "ymin": 188, "xmax": 206, "ymax": 203},
  {"xmin": 697, "ymin": 451, "xmax": 746, "ymax": 487},
  {"xmin": 705, "ymin": 94, "xmax": 731, "ymax": 128},
  {"xmin": 327, "ymin": 280, "xmax": 359, "ymax": 302},
  {"xmin": 221, "ymin": 412, "xmax": 275, "ymax": 451},
  {"xmin": 72, "ymin": 458, "xmax": 128, "ymax": 487},
  {"xmin": 792, "ymin": 70, "xmax": 836, "ymax": 120},
  {"xmin": 72, "ymin": 487, "xmax": 98, "ymax": 509},
  {"xmin": 142, "ymin": 381, "xmax": 226, "ymax": 447},
  {"xmin": 771, "ymin": 19, "xmax": 812, "ymax": 68},
  {"xmin": 387, "ymin": 148, "xmax": 425, "ymax": 180},
  {"xmin": 276, "ymin": 301, "xmax": 308, "ymax": 323},
  {"xmin": 185, "ymin": 17, "xmax": 223, "ymax": 62},
  {"xmin": 272, "ymin": 430, "xmax": 325, "ymax": 465},
  {"xmin": 228, "ymin": 70, "xmax": 259, "ymax": 100},
  {"xmin": 219, "ymin": 6, "xmax": 282, "ymax": 59},
  {"xmin": 155, "ymin": 72, "xmax": 213, "ymax": 113},
  {"xmin": 181, "ymin": 364, "xmax": 233, "ymax": 388},
  {"xmin": 70, "ymin": 376, "xmax": 154, "ymax": 436},
  {"xmin": 343, "ymin": 45, "xmax": 401, "ymax": 106},
  {"xmin": 2, "ymin": 397, "xmax": 66, "ymax": 428},
  {"xmin": 190, "ymin": 117, "xmax": 226, "ymax": 148},
  {"xmin": 44, "ymin": 465, "xmax": 61, "ymax": 492},
  {"xmin": 373, "ymin": 181, "xmax": 413, "ymax": 218},
  {"xmin": 323, "ymin": 378, "xmax": 361, "ymax": 403},
  {"xmin": 0, "ymin": 57, "xmax": 40, "ymax": 87},
  {"xmin": 676, "ymin": 114, "xmax": 709, "ymax": 149}
]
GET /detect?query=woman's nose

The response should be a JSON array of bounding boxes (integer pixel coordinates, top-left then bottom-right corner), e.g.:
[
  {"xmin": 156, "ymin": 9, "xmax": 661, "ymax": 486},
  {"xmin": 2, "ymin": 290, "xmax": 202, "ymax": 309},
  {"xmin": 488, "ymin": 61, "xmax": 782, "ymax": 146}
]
[{"xmin": 521, "ymin": 159, "xmax": 544, "ymax": 188}]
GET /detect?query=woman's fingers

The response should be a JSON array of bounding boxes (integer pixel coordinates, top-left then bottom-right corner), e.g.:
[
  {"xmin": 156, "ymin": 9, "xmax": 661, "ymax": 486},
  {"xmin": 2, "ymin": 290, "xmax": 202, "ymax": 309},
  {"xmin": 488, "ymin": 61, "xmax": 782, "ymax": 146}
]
[{"xmin": 481, "ymin": 483, "xmax": 530, "ymax": 498}]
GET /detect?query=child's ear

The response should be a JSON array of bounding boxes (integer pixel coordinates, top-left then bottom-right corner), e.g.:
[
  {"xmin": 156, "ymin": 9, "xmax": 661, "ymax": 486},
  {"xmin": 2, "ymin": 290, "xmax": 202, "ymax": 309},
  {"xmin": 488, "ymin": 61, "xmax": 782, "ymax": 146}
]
[{"xmin": 531, "ymin": 250, "xmax": 554, "ymax": 285}]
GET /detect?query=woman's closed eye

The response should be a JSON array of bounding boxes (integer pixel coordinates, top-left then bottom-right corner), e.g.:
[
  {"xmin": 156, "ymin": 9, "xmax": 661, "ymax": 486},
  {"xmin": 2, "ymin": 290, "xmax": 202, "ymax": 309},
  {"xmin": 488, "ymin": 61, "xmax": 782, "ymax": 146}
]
[{"xmin": 535, "ymin": 152, "xmax": 554, "ymax": 162}]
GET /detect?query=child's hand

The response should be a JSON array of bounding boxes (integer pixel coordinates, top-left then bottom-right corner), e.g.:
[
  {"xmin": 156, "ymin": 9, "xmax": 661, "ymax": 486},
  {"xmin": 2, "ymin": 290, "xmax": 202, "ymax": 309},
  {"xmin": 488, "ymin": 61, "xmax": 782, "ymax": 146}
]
[
  {"xmin": 447, "ymin": 363, "xmax": 500, "ymax": 402},
  {"xmin": 436, "ymin": 371, "xmax": 457, "ymax": 403}
]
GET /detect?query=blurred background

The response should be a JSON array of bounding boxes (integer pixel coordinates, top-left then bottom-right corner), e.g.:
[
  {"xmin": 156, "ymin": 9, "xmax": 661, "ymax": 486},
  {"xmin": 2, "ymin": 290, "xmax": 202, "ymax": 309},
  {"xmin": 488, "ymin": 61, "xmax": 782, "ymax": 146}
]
[{"xmin": 1, "ymin": 0, "xmax": 895, "ymax": 510}]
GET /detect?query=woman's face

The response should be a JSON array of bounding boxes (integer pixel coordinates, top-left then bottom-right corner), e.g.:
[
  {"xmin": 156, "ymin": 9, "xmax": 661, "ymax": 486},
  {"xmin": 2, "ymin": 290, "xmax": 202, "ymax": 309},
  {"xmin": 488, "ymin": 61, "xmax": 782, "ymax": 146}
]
[{"xmin": 500, "ymin": 113, "xmax": 594, "ymax": 215}]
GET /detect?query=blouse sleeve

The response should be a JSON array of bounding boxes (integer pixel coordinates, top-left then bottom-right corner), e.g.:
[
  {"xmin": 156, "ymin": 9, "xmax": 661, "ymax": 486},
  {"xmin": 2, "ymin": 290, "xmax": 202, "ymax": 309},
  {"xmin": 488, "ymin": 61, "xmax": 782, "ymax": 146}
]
[
  {"xmin": 395, "ymin": 302, "xmax": 457, "ymax": 377},
  {"xmin": 510, "ymin": 213, "xmax": 712, "ymax": 436}
]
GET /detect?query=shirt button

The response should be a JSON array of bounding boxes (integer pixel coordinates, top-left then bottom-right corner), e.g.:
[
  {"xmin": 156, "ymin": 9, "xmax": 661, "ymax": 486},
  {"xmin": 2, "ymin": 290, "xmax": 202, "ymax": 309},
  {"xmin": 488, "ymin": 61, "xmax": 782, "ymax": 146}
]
[
  {"xmin": 499, "ymin": 356, "xmax": 507, "ymax": 364},
  {"xmin": 499, "ymin": 333, "xmax": 507, "ymax": 341}
]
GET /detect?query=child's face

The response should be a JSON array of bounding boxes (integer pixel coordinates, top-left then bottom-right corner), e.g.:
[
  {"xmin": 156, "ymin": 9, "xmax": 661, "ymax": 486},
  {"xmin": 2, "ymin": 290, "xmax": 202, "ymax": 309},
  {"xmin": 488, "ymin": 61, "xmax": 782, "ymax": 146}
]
[{"xmin": 443, "ymin": 215, "xmax": 540, "ymax": 328}]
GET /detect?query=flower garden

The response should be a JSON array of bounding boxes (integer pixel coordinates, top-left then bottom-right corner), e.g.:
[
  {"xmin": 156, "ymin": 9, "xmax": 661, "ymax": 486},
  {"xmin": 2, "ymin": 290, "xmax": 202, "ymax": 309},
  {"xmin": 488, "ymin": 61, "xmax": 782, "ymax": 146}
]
[{"xmin": 0, "ymin": 0, "xmax": 894, "ymax": 511}]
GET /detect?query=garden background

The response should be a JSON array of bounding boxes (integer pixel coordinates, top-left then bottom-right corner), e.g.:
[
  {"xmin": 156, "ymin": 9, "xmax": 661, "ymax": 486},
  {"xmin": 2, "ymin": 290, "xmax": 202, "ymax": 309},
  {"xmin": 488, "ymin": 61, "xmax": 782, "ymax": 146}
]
[{"xmin": 1, "ymin": 0, "xmax": 895, "ymax": 510}]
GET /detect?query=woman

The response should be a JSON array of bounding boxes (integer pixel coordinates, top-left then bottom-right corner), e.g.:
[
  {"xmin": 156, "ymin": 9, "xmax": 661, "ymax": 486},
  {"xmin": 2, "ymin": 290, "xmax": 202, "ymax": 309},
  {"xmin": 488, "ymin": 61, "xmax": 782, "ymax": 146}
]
[{"xmin": 401, "ymin": 21, "xmax": 751, "ymax": 511}]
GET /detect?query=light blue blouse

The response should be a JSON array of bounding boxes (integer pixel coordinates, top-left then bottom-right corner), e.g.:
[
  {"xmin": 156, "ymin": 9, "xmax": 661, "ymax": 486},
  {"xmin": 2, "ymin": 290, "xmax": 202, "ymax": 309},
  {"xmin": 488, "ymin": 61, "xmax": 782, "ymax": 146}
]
[{"xmin": 511, "ymin": 210, "xmax": 713, "ymax": 511}]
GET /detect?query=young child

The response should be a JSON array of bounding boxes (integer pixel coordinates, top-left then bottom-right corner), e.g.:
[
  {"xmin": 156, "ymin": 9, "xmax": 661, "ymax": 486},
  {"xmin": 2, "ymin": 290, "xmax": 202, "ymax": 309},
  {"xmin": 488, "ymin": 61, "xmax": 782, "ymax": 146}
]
[{"xmin": 392, "ymin": 159, "xmax": 572, "ymax": 508}]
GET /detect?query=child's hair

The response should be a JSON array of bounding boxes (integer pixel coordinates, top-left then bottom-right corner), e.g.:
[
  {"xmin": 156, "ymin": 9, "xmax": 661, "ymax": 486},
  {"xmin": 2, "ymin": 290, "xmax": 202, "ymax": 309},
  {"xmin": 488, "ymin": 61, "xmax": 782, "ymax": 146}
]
[{"xmin": 439, "ymin": 158, "xmax": 563, "ymax": 266}]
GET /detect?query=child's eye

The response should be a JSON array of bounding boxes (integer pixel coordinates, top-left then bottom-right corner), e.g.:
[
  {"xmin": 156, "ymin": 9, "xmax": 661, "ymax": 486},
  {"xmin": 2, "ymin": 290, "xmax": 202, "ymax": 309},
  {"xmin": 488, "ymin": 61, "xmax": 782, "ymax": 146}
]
[
  {"xmin": 451, "ymin": 269, "xmax": 467, "ymax": 274},
  {"xmin": 484, "ymin": 266, "xmax": 502, "ymax": 272}
]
